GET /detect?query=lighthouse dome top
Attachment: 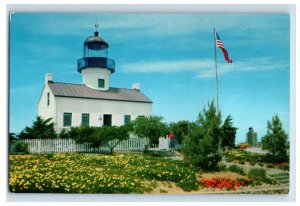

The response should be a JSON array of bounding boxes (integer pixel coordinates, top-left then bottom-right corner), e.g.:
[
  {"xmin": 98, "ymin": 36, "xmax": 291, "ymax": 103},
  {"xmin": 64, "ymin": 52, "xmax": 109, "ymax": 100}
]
[{"xmin": 84, "ymin": 31, "xmax": 109, "ymax": 49}]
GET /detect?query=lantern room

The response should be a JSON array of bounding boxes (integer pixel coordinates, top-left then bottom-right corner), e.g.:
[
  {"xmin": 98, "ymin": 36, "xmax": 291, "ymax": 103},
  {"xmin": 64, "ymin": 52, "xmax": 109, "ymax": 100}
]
[
  {"xmin": 77, "ymin": 27, "xmax": 115, "ymax": 91},
  {"xmin": 77, "ymin": 30, "xmax": 115, "ymax": 74},
  {"xmin": 84, "ymin": 31, "xmax": 108, "ymax": 58}
]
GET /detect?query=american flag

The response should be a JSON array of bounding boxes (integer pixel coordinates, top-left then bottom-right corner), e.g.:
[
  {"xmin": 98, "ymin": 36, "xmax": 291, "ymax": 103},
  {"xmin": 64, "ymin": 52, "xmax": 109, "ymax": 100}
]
[{"xmin": 216, "ymin": 32, "xmax": 232, "ymax": 63}]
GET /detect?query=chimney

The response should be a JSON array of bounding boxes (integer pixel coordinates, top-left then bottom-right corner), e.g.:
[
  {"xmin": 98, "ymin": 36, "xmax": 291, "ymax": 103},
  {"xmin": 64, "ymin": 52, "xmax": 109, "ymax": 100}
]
[
  {"xmin": 45, "ymin": 73, "xmax": 53, "ymax": 85},
  {"xmin": 132, "ymin": 83, "xmax": 140, "ymax": 91}
]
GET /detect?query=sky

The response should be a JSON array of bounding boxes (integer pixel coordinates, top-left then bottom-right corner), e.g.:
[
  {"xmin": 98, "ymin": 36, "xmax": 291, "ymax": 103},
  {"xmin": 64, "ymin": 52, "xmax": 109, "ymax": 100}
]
[{"xmin": 9, "ymin": 13, "xmax": 290, "ymax": 143}]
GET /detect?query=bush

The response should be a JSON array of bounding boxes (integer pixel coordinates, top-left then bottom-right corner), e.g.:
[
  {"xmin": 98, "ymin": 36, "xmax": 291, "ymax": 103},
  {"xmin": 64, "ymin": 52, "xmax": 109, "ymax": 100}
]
[
  {"xmin": 182, "ymin": 126, "xmax": 221, "ymax": 171},
  {"xmin": 73, "ymin": 126, "xmax": 97, "ymax": 143},
  {"xmin": 228, "ymin": 164, "xmax": 245, "ymax": 175},
  {"xmin": 275, "ymin": 162, "xmax": 289, "ymax": 171},
  {"xmin": 182, "ymin": 101, "xmax": 222, "ymax": 171},
  {"xmin": 18, "ymin": 116, "xmax": 57, "ymax": 139},
  {"xmin": 11, "ymin": 142, "xmax": 29, "ymax": 154},
  {"xmin": 247, "ymin": 168, "xmax": 272, "ymax": 184},
  {"xmin": 59, "ymin": 128, "xmax": 70, "ymax": 139},
  {"xmin": 168, "ymin": 121, "xmax": 197, "ymax": 145},
  {"xmin": 132, "ymin": 116, "xmax": 166, "ymax": 145},
  {"xmin": 249, "ymin": 160, "xmax": 256, "ymax": 166},
  {"xmin": 217, "ymin": 162, "xmax": 227, "ymax": 171},
  {"xmin": 261, "ymin": 115, "xmax": 289, "ymax": 164},
  {"xmin": 238, "ymin": 160, "xmax": 245, "ymax": 165}
]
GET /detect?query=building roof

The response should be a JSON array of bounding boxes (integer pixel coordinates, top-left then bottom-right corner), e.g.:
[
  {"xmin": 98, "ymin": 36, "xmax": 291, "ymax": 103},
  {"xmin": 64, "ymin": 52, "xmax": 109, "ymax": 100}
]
[
  {"xmin": 48, "ymin": 82, "xmax": 152, "ymax": 103},
  {"xmin": 84, "ymin": 31, "xmax": 109, "ymax": 48}
]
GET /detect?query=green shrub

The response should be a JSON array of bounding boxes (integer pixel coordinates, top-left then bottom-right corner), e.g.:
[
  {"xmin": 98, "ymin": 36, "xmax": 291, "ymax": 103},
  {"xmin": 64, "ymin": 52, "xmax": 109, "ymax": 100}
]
[
  {"xmin": 59, "ymin": 128, "xmax": 70, "ymax": 139},
  {"xmin": 248, "ymin": 168, "xmax": 272, "ymax": 184},
  {"xmin": 238, "ymin": 160, "xmax": 245, "ymax": 165},
  {"xmin": 218, "ymin": 162, "xmax": 227, "ymax": 171},
  {"xmin": 182, "ymin": 101, "xmax": 224, "ymax": 171},
  {"xmin": 275, "ymin": 163, "xmax": 289, "ymax": 171},
  {"xmin": 261, "ymin": 115, "xmax": 289, "ymax": 163},
  {"xmin": 250, "ymin": 161, "xmax": 256, "ymax": 166},
  {"xmin": 228, "ymin": 164, "xmax": 245, "ymax": 175},
  {"xmin": 18, "ymin": 116, "xmax": 57, "ymax": 139},
  {"xmin": 11, "ymin": 142, "xmax": 29, "ymax": 154},
  {"xmin": 248, "ymin": 168, "xmax": 266, "ymax": 179}
]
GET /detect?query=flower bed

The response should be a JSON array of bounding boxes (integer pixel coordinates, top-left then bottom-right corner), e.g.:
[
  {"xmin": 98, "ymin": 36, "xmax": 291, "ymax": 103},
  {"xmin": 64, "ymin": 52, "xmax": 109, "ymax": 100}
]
[
  {"xmin": 224, "ymin": 150, "xmax": 266, "ymax": 165},
  {"xmin": 199, "ymin": 177, "xmax": 252, "ymax": 191},
  {"xmin": 9, "ymin": 153, "xmax": 198, "ymax": 193}
]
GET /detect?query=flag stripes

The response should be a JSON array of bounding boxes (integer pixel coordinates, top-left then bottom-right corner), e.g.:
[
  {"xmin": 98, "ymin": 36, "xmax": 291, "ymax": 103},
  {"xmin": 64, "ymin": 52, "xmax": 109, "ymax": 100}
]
[{"xmin": 215, "ymin": 32, "xmax": 232, "ymax": 63}]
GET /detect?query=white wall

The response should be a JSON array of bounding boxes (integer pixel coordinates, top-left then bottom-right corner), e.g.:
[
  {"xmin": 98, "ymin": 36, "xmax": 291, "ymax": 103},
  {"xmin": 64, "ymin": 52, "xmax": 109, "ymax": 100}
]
[
  {"xmin": 81, "ymin": 68, "xmax": 111, "ymax": 90},
  {"xmin": 55, "ymin": 96, "xmax": 152, "ymax": 131},
  {"xmin": 38, "ymin": 85, "xmax": 57, "ymax": 130}
]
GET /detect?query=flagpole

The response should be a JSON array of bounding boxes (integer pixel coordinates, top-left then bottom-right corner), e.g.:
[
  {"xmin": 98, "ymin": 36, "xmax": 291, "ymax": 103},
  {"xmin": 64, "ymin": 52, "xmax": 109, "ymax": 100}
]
[{"xmin": 214, "ymin": 28, "xmax": 219, "ymax": 114}]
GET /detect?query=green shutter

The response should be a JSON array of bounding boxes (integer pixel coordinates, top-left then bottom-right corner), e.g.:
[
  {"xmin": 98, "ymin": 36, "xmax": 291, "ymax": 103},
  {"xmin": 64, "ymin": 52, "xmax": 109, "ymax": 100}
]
[
  {"xmin": 82, "ymin": 113, "xmax": 90, "ymax": 126},
  {"xmin": 124, "ymin": 115, "xmax": 131, "ymax": 125},
  {"xmin": 98, "ymin": 79, "xmax": 105, "ymax": 88},
  {"xmin": 63, "ymin": 113, "xmax": 72, "ymax": 127}
]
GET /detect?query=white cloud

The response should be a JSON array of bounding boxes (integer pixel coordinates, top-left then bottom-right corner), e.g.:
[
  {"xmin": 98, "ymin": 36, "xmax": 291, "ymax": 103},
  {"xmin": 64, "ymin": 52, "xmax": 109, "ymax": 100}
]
[
  {"xmin": 122, "ymin": 59, "xmax": 212, "ymax": 73},
  {"xmin": 122, "ymin": 57, "xmax": 289, "ymax": 79}
]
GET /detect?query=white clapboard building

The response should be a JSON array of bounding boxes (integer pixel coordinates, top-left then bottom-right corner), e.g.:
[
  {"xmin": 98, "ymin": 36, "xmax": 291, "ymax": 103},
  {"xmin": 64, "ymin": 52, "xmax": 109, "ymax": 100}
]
[{"xmin": 38, "ymin": 30, "xmax": 152, "ymax": 132}]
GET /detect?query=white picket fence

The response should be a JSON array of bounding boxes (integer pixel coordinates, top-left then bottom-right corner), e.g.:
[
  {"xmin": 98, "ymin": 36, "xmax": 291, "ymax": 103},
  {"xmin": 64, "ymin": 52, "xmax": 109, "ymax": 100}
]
[
  {"xmin": 19, "ymin": 138, "xmax": 147, "ymax": 153},
  {"xmin": 159, "ymin": 137, "xmax": 169, "ymax": 150}
]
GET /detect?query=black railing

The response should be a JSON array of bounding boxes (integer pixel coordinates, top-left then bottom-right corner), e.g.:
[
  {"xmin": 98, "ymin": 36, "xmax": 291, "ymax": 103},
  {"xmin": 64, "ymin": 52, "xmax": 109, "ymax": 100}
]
[{"xmin": 77, "ymin": 57, "xmax": 115, "ymax": 73}]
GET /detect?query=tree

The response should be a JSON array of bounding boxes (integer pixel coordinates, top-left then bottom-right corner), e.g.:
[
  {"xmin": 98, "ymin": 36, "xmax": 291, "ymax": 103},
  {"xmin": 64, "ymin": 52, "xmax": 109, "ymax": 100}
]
[
  {"xmin": 71, "ymin": 126, "xmax": 96, "ymax": 142},
  {"xmin": 132, "ymin": 116, "xmax": 166, "ymax": 146},
  {"xmin": 182, "ymin": 101, "xmax": 222, "ymax": 170},
  {"xmin": 221, "ymin": 115, "xmax": 237, "ymax": 148},
  {"xmin": 261, "ymin": 115, "xmax": 288, "ymax": 164},
  {"xmin": 9, "ymin": 132, "xmax": 18, "ymax": 142},
  {"xmin": 18, "ymin": 116, "xmax": 57, "ymax": 139},
  {"xmin": 89, "ymin": 125, "xmax": 132, "ymax": 155},
  {"xmin": 169, "ymin": 121, "xmax": 197, "ymax": 145}
]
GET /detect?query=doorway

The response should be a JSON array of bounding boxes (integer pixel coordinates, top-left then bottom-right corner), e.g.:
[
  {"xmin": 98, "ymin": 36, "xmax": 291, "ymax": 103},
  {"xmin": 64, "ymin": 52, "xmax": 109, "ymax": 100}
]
[{"xmin": 103, "ymin": 114, "xmax": 112, "ymax": 126}]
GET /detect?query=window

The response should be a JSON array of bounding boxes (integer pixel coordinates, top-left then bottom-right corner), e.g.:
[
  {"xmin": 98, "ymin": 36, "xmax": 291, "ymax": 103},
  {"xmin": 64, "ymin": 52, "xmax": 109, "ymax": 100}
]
[
  {"xmin": 124, "ymin": 115, "xmax": 131, "ymax": 125},
  {"xmin": 103, "ymin": 114, "xmax": 112, "ymax": 126},
  {"xmin": 63, "ymin": 113, "xmax": 72, "ymax": 127},
  {"xmin": 47, "ymin": 92, "xmax": 50, "ymax": 106},
  {"xmin": 82, "ymin": 113, "xmax": 90, "ymax": 126},
  {"xmin": 98, "ymin": 78, "xmax": 105, "ymax": 88}
]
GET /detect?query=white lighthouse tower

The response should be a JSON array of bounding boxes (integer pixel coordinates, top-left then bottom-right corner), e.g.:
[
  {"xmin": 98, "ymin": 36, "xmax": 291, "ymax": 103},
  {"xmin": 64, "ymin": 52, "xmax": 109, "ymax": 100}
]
[{"xmin": 77, "ymin": 26, "xmax": 115, "ymax": 90}]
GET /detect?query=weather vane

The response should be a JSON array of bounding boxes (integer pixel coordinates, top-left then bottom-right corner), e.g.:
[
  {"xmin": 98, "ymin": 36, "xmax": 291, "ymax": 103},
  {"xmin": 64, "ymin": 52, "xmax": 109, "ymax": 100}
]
[{"xmin": 95, "ymin": 17, "xmax": 99, "ymax": 32}]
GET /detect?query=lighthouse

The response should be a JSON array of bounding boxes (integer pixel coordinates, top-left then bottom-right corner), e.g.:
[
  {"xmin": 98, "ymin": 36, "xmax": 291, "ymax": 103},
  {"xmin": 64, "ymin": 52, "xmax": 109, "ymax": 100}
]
[
  {"xmin": 77, "ymin": 27, "xmax": 115, "ymax": 91},
  {"xmin": 38, "ymin": 26, "xmax": 152, "ymax": 131}
]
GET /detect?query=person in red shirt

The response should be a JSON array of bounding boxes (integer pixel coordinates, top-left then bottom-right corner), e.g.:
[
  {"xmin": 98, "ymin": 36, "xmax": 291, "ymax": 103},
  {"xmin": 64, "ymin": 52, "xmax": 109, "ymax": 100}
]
[{"xmin": 169, "ymin": 131, "xmax": 175, "ymax": 152}]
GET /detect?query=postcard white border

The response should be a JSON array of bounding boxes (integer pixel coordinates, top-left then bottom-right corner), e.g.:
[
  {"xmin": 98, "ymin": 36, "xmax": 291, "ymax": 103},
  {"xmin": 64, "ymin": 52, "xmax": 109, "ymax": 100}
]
[{"xmin": 2, "ymin": 2, "xmax": 297, "ymax": 204}]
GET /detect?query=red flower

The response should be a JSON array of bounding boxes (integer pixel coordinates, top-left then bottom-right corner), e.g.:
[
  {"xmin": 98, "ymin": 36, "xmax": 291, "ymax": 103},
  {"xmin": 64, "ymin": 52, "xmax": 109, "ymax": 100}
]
[{"xmin": 200, "ymin": 177, "xmax": 249, "ymax": 191}]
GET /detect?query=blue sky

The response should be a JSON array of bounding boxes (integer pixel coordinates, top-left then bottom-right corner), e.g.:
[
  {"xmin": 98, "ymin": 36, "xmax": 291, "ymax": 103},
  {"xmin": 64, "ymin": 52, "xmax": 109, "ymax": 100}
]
[{"xmin": 9, "ymin": 13, "xmax": 290, "ymax": 143}]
